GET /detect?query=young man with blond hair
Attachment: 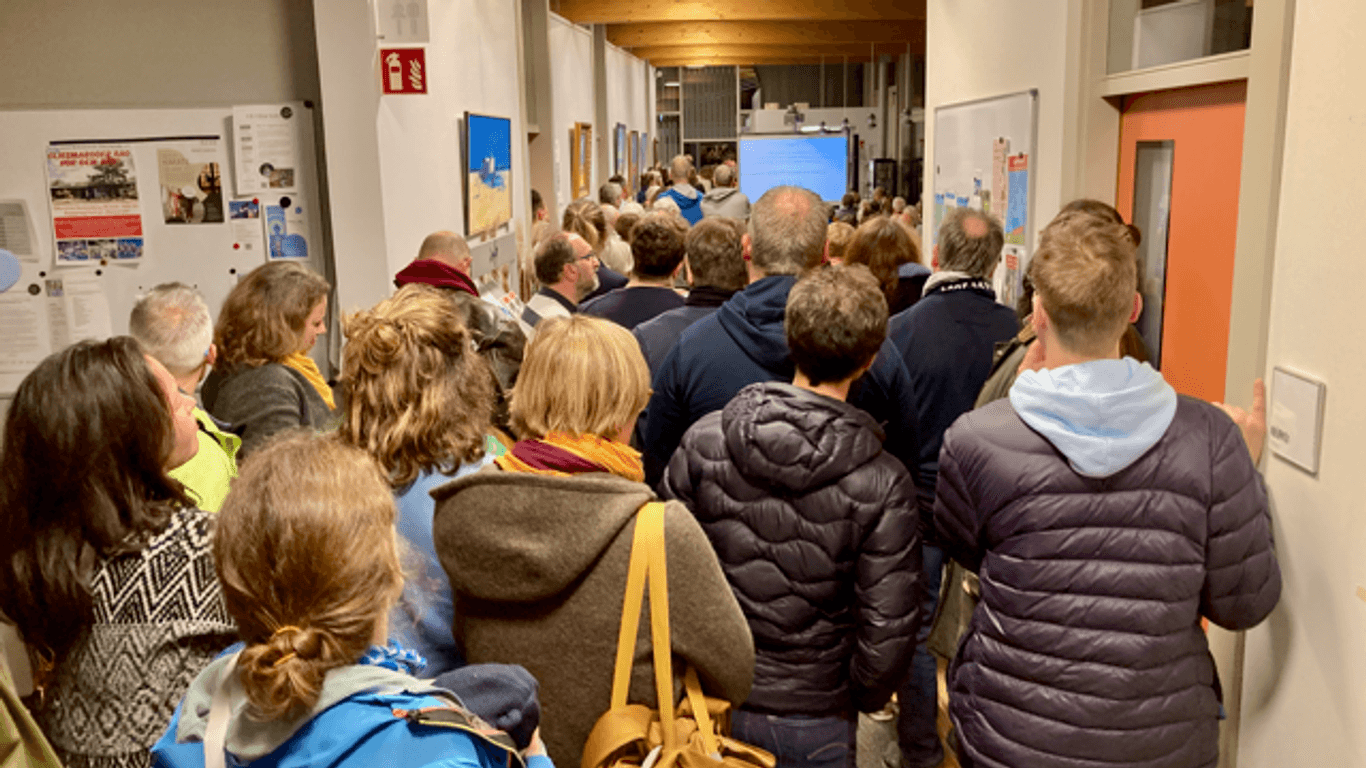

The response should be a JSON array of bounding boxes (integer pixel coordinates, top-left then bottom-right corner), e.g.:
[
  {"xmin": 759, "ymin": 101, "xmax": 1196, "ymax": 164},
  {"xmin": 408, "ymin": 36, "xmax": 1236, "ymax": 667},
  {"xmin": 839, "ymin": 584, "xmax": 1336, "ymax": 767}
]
[{"xmin": 934, "ymin": 211, "xmax": 1279, "ymax": 768}]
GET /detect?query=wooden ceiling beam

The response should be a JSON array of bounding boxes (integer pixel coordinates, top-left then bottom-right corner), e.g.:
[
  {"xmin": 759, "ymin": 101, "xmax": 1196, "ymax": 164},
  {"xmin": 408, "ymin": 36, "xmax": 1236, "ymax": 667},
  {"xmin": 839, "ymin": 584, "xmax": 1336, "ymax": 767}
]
[
  {"xmin": 607, "ymin": 20, "xmax": 924, "ymax": 48},
  {"xmin": 647, "ymin": 55, "xmax": 875, "ymax": 67},
  {"xmin": 553, "ymin": 0, "xmax": 925, "ymax": 24},
  {"xmin": 636, "ymin": 43, "xmax": 912, "ymax": 63}
]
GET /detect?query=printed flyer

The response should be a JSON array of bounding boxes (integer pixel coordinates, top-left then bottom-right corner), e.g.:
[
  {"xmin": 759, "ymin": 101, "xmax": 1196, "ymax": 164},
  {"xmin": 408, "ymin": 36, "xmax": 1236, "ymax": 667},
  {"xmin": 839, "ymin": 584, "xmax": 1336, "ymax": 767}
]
[
  {"xmin": 157, "ymin": 139, "xmax": 225, "ymax": 224},
  {"xmin": 46, "ymin": 144, "xmax": 145, "ymax": 264}
]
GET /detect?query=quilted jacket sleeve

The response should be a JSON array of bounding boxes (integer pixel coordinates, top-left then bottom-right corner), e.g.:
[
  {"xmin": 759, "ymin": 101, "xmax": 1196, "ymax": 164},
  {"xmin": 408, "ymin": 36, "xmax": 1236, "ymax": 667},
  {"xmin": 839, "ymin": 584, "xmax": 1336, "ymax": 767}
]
[
  {"xmin": 933, "ymin": 421, "xmax": 984, "ymax": 574},
  {"xmin": 1201, "ymin": 410, "xmax": 1281, "ymax": 630},
  {"xmin": 849, "ymin": 463, "xmax": 922, "ymax": 712}
]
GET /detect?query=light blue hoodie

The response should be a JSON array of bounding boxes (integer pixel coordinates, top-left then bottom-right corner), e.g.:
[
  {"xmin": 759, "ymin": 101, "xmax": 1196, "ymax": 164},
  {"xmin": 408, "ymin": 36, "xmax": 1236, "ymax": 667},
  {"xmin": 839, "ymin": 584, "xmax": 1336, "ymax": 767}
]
[{"xmin": 1009, "ymin": 358, "xmax": 1177, "ymax": 478}]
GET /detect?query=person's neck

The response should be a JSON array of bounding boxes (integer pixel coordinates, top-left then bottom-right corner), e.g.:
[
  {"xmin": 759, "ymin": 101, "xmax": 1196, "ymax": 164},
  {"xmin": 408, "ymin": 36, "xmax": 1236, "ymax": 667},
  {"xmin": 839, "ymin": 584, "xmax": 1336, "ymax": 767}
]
[
  {"xmin": 1040, "ymin": 333, "xmax": 1122, "ymax": 370},
  {"xmin": 174, "ymin": 372, "xmax": 202, "ymax": 398},
  {"xmin": 792, "ymin": 370, "xmax": 852, "ymax": 402},
  {"xmin": 544, "ymin": 282, "xmax": 579, "ymax": 305},
  {"xmin": 627, "ymin": 274, "xmax": 673, "ymax": 288}
]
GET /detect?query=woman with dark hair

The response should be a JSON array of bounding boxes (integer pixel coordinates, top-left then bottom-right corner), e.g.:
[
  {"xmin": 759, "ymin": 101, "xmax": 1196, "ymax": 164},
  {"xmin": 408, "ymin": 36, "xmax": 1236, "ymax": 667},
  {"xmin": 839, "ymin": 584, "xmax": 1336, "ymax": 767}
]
[
  {"xmin": 203, "ymin": 261, "xmax": 334, "ymax": 458},
  {"xmin": 152, "ymin": 432, "xmax": 549, "ymax": 768},
  {"xmin": 845, "ymin": 215, "xmax": 929, "ymax": 315},
  {"xmin": 0, "ymin": 338, "xmax": 235, "ymax": 767},
  {"xmin": 336, "ymin": 283, "xmax": 498, "ymax": 676}
]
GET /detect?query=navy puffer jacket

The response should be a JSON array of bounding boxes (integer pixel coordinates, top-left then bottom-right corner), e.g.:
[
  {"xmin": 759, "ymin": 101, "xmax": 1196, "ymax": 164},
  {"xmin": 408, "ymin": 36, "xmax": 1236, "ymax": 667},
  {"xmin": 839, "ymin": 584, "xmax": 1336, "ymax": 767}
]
[
  {"xmin": 936, "ymin": 396, "xmax": 1280, "ymax": 768},
  {"xmin": 663, "ymin": 382, "xmax": 922, "ymax": 716}
]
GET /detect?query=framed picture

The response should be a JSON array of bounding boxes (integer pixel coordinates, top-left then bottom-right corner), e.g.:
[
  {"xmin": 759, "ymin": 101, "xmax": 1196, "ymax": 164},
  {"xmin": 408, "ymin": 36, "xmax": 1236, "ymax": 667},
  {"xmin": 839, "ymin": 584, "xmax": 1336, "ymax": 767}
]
[
  {"xmin": 614, "ymin": 123, "xmax": 627, "ymax": 178},
  {"xmin": 463, "ymin": 112, "xmax": 513, "ymax": 234},
  {"xmin": 571, "ymin": 122, "xmax": 593, "ymax": 200},
  {"xmin": 628, "ymin": 131, "xmax": 640, "ymax": 195}
]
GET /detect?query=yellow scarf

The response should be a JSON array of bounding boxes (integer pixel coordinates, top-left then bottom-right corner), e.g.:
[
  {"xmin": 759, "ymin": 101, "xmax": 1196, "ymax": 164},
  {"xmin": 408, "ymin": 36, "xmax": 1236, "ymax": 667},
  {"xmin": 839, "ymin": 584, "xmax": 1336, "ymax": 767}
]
[
  {"xmin": 496, "ymin": 430, "xmax": 645, "ymax": 483},
  {"xmin": 281, "ymin": 352, "xmax": 336, "ymax": 410}
]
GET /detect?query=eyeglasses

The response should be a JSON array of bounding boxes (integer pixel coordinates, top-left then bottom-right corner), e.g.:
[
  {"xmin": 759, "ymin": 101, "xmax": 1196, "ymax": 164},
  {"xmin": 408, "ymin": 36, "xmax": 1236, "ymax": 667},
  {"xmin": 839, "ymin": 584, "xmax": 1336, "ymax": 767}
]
[{"xmin": 577, "ymin": 252, "xmax": 598, "ymax": 262}]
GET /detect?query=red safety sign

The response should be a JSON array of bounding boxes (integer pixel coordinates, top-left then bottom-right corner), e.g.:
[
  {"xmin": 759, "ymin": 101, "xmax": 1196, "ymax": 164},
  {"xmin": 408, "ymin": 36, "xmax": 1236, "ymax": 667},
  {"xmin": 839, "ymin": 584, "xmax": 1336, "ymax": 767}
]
[{"xmin": 380, "ymin": 48, "xmax": 427, "ymax": 94}]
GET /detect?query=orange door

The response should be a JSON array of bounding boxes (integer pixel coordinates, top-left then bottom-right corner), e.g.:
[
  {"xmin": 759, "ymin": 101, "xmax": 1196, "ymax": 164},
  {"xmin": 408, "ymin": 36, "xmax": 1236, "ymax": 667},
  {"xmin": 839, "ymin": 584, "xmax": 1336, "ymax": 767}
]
[{"xmin": 1115, "ymin": 80, "xmax": 1246, "ymax": 402}]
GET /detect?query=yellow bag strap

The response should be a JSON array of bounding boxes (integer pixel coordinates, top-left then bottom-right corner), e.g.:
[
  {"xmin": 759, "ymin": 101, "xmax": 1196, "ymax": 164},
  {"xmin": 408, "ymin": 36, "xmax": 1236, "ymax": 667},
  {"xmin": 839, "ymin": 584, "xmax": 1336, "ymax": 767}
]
[
  {"xmin": 685, "ymin": 666, "xmax": 720, "ymax": 757},
  {"xmin": 641, "ymin": 501, "xmax": 678, "ymax": 753},
  {"xmin": 608, "ymin": 502, "xmax": 660, "ymax": 710}
]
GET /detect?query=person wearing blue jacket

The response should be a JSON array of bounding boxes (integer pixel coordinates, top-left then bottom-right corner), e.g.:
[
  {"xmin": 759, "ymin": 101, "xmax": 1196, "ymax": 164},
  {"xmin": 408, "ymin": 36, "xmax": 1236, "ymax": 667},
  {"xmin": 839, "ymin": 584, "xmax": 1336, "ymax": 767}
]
[
  {"xmin": 640, "ymin": 185, "xmax": 922, "ymax": 489},
  {"xmin": 152, "ymin": 433, "xmax": 552, "ymax": 768},
  {"xmin": 656, "ymin": 156, "xmax": 704, "ymax": 225}
]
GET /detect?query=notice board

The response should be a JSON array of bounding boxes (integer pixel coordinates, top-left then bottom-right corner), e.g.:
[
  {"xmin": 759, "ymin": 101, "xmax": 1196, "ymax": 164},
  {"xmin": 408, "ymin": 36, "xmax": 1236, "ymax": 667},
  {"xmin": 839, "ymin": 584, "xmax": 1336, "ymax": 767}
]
[
  {"xmin": 931, "ymin": 89, "xmax": 1037, "ymax": 310},
  {"xmin": 0, "ymin": 105, "xmax": 329, "ymax": 396}
]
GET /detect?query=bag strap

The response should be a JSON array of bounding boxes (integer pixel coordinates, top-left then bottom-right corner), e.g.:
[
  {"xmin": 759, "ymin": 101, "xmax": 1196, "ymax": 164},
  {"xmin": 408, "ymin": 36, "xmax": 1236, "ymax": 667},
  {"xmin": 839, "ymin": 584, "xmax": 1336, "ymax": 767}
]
[
  {"xmin": 203, "ymin": 652, "xmax": 241, "ymax": 768},
  {"xmin": 684, "ymin": 667, "xmax": 720, "ymax": 757},
  {"xmin": 606, "ymin": 502, "xmax": 677, "ymax": 752}
]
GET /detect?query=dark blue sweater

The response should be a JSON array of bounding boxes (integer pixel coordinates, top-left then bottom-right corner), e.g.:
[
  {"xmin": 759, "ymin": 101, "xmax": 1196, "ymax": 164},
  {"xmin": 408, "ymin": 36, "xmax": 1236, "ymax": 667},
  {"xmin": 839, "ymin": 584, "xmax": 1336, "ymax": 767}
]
[
  {"xmin": 641, "ymin": 275, "xmax": 922, "ymax": 492},
  {"xmin": 887, "ymin": 284, "xmax": 1018, "ymax": 528}
]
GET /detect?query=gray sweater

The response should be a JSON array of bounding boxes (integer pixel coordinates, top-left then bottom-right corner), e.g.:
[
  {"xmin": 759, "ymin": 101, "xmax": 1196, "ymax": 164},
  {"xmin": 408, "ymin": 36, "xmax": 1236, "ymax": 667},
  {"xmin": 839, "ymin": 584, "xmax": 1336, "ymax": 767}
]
[{"xmin": 202, "ymin": 362, "xmax": 334, "ymax": 459}]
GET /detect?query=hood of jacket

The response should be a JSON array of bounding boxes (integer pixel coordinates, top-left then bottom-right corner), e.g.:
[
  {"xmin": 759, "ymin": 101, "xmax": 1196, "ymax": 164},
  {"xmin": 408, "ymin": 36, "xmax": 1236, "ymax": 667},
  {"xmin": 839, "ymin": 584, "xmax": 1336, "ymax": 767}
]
[
  {"xmin": 174, "ymin": 651, "xmax": 445, "ymax": 763},
  {"xmin": 704, "ymin": 186, "xmax": 740, "ymax": 203},
  {"xmin": 715, "ymin": 275, "xmax": 795, "ymax": 376},
  {"xmin": 430, "ymin": 469, "xmax": 655, "ymax": 602},
  {"xmin": 1010, "ymin": 357, "xmax": 1177, "ymax": 478},
  {"xmin": 394, "ymin": 258, "xmax": 480, "ymax": 297},
  {"xmin": 667, "ymin": 182, "xmax": 701, "ymax": 201},
  {"xmin": 722, "ymin": 382, "xmax": 886, "ymax": 493}
]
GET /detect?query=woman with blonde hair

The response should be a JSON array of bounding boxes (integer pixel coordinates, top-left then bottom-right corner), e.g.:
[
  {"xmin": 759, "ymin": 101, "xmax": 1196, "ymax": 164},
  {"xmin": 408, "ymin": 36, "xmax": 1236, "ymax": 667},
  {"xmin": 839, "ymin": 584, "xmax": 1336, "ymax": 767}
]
[
  {"xmin": 0, "ymin": 338, "xmax": 235, "ymax": 767},
  {"xmin": 563, "ymin": 199, "xmax": 627, "ymax": 303},
  {"xmin": 430, "ymin": 315, "xmax": 754, "ymax": 768},
  {"xmin": 152, "ymin": 432, "xmax": 549, "ymax": 768},
  {"xmin": 203, "ymin": 261, "xmax": 333, "ymax": 458},
  {"xmin": 845, "ymin": 215, "xmax": 929, "ymax": 315},
  {"xmin": 337, "ymin": 283, "xmax": 497, "ymax": 676}
]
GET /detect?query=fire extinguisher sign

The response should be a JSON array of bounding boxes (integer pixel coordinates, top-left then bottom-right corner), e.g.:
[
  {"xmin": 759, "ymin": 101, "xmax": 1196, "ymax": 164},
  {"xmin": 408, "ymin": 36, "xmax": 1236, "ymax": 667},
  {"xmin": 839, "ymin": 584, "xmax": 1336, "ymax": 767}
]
[{"xmin": 380, "ymin": 48, "xmax": 427, "ymax": 94}]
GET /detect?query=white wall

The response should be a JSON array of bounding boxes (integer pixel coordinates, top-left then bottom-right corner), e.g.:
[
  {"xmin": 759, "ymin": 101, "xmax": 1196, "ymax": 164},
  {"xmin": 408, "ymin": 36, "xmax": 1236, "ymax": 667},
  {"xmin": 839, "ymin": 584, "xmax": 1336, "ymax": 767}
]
[
  {"xmin": 548, "ymin": 14, "xmax": 596, "ymax": 214},
  {"xmin": 605, "ymin": 45, "xmax": 652, "ymax": 189},
  {"xmin": 315, "ymin": 0, "xmax": 531, "ymax": 316},
  {"xmin": 1238, "ymin": 1, "xmax": 1366, "ymax": 764},
  {"xmin": 924, "ymin": 0, "xmax": 1077, "ymax": 233}
]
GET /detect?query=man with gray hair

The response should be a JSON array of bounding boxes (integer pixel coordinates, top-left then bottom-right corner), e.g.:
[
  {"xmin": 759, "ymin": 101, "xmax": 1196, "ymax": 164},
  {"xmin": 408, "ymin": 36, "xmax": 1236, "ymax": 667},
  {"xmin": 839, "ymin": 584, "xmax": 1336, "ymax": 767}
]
[
  {"xmin": 128, "ymin": 282, "xmax": 240, "ymax": 512},
  {"xmin": 885, "ymin": 206, "xmax": 1019, "ymax": 768},
  {"xmin": 642, "ymin": 185, "xmax": 923, "ymax": 489},
  {"xmin": 700, "ymin": 164, "xmax": 750, "ymax": 221}
]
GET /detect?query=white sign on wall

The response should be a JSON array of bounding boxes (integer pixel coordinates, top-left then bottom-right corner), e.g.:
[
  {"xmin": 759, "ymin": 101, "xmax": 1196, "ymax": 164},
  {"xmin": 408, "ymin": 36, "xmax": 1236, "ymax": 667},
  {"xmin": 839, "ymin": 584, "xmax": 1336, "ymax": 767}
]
[
  {"xmin": 1268, "ymin": 366, "xmax": 1327, "ymax": 475},
  {"xmin": 376, "ymin": 0, "xmax": 429, "ymax": 45}
]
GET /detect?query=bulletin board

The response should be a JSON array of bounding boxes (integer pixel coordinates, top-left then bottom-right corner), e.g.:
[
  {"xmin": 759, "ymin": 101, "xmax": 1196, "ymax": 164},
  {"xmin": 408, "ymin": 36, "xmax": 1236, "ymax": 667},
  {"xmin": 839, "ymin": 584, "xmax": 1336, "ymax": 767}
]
[
  {"xmin": 0, "ymin": 104, "xmax": 329, "ymax": 396},
  {"xmin": 931, "ymin": 89, "xmax": 1037, "ymax": 310}
]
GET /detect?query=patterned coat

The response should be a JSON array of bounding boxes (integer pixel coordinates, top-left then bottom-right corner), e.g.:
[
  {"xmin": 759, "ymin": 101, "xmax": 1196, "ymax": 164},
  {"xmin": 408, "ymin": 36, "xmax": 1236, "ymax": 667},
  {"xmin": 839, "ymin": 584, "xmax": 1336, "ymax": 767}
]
[{"xmin": 34, "ymin": 508, "xmax": 236, "ymax": 768}]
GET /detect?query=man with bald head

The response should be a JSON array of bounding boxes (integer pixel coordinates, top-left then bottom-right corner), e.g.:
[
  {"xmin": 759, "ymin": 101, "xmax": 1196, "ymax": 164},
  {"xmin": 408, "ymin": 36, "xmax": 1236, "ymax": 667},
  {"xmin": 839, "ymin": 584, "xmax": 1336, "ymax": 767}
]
[
  {"xmin": 642, "ymin": 185, "xmax": 923, "ymax": 490},
  {"xmin": 884, "ymin": 206, "xmax": 1019, "ymax": 768},
  {"xmin": 394, "ymin": 230, "xmax": 526, "ymax": 393}
]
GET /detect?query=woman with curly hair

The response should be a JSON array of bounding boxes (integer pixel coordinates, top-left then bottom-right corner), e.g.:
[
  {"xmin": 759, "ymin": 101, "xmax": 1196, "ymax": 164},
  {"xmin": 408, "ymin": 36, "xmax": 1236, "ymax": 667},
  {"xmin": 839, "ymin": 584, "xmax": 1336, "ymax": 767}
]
[
  {"xmin": 0, "ymin": 338, "xmax": 235, "ymax": 767},
  {"xmin": 202, "ymin": 261, "xmax": 333, "ymax": 458},
  {"xmin": 336, "ymin": 283, "xmax": 498, "ymax": 675}
]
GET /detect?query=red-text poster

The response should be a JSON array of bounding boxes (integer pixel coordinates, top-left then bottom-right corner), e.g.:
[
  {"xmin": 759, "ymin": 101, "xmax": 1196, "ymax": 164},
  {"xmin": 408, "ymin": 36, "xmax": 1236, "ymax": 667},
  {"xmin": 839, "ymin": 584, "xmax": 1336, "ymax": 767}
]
[{"xmin": 46, "ymin": 144, "xmax": 145, "ymax": 264}]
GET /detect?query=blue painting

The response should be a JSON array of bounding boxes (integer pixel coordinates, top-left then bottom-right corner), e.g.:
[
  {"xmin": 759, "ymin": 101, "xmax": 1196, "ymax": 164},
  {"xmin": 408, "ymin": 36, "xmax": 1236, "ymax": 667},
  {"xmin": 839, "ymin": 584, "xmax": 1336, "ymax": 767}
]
[{"xmin": 466, "ymin": 112, "xmax": 513, "ymax": 233}]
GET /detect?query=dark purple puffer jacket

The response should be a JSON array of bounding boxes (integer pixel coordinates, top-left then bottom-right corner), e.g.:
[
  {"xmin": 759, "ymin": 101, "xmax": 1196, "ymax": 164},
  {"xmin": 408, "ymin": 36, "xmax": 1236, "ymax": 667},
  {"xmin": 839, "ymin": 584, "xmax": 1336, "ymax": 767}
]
[
  {"xmin": 662, "ymin": 382, "xmax": 922, "ymax": 716},
  {"xmin": 936, "ymin": 396, "xmax": 1281, "ymax": 768}
]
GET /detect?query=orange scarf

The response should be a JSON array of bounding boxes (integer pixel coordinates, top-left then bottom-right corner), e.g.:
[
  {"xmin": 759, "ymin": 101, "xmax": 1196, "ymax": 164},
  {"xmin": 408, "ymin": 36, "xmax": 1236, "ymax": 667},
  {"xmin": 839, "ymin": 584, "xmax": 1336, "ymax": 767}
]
[
  {"xmin": 281, "ymin": 352, "xmax": 336, "ymax": 410},
  {"xmin": 496, "ymin": 431, "xmax": 645, "ymax": 483}
]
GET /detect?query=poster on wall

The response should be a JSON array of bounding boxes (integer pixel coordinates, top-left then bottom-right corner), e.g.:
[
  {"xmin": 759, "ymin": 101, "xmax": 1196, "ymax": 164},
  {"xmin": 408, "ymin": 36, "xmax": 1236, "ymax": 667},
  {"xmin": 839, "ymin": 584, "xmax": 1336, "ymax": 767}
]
[
  {"xmin": 628, "ymin": 131, "xmax": 640, "ymax": 194},
  {"xmin": 46, "ymin": 143, "xmax": 145, "ymax": 265},
  {"xmin": 264, "ymin": 196, "xmax": 311, "ymax": 260},
  {"xmin": 157, "ymin": 138, "xmax": 225, "ymax": 225},
  {"xmin": 232, "ymin": 104, "xmax": 302, "ymax": 196},
  {"xmin": 571, "ymin": 123, "xmax": 593, "ymax": 201},
  {"xmin": 0, "ymin": 200, "xmax": 37, "ymax": 263},
  {"xmin": 464, "ymin": 112, "xmax": 513, "ymax": 234},
  {"xmin": 1005, "ymin": 153, "xmax": 1029, "ymax": 246},
  {"xmin": 229, "ymin": 199, "xmax": 264, "ymax": 254},
  {"xmin": 614, "ymin": 123, "xmax": 627, "ymax": 178}
]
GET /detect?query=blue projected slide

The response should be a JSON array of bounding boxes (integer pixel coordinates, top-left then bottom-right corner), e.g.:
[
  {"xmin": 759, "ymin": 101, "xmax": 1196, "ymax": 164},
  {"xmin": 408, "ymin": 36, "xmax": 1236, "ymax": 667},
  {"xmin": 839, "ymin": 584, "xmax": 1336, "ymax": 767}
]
[{"xmin": 739, "ymin": 136, "xmax": 848, "ymax": 202}]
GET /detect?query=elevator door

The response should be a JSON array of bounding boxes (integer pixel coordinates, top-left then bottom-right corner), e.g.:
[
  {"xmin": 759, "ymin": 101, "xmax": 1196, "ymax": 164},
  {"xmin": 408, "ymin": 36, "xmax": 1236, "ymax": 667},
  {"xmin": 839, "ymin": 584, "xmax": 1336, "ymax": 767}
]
[{"xmin": 1115, "ymin": 80, "xmax": 1246, "ymax": 402}]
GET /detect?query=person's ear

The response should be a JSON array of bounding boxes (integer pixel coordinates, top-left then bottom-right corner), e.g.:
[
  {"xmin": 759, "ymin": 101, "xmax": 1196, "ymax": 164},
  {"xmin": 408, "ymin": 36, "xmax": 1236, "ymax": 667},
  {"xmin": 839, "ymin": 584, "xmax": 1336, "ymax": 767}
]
[
  {"xmin": 931, "ymin": 244, "xmax": 939, "ymax": 270},
  {"xmin": 1031, "ymin": 295, "xmax": 1047, "ymax": 333},
  {"xmin": 207, "ymin": 343, "xmax": 218, "ymax": 365},
  {"xmin": 742, "ymin": 233, "xmax": 752, "ymax": 261},
  {"xmin": 1129, "ymin": 291, "xmax": 1143, "ymax": 323},
  {"xmin": 822, "ymin": 240, "xmax": 832, "ymax": 264}
]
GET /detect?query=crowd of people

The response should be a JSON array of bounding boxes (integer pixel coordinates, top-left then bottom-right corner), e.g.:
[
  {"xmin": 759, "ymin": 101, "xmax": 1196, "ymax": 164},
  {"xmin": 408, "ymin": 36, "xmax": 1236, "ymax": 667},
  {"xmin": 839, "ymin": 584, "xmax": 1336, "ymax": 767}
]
[{"xmin": 0, "ymin": 152, "xmax": 1279, "ymax": 768}]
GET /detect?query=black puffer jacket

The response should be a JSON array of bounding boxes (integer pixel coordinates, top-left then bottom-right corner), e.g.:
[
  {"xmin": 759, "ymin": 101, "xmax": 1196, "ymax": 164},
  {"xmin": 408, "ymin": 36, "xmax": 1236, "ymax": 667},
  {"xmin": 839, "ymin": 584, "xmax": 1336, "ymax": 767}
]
[
  {"xmin": 662, "ymin": 382, "xmax": 922, "ymax": 716},
  {"xmin": 936, "ymin": 396, "xmax": 1280, "ymax": 768}
]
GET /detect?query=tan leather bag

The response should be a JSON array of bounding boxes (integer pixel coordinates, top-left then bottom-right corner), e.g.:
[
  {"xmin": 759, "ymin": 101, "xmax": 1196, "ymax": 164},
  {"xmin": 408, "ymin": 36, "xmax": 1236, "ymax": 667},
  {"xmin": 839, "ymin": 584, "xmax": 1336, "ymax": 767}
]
[{"xmin": 580, "ymin": 503, "xmax": 774, "ymax": 768}]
